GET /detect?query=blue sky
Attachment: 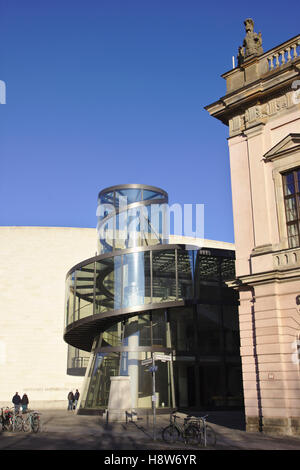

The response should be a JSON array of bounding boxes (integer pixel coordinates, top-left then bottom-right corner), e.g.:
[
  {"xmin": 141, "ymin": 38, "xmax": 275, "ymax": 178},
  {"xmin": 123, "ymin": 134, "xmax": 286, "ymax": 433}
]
[{"xmin": 0, "ymin": 0, "xmax": 299, "ymax": 242}]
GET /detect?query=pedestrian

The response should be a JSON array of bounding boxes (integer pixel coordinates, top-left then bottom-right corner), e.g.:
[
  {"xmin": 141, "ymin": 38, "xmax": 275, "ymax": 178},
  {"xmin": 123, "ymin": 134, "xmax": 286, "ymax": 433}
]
[
  {"xmin": 12, "ymin": 392, "xmax": 21, "ymax": 414},
  {"xmin": 67, "ymin": 391, "xmax": 74, "ymax": 411},
  {"xmin": 21, "ymin": 393, "xmax": 29, "ymax": 413},
  {"xmin": 74, "ymin": 389, "xmax": 80, "ymax": 409}
]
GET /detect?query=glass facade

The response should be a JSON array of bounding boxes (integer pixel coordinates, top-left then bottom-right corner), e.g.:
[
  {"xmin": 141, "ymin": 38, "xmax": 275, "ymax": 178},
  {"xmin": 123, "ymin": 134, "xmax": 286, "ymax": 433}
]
[
  {"xmin": 96, "ymin": 185, "xmax": 168, "ymax": 254},
  {"xmin": 64, "ymin": 185, "xmax": 243, "ymax": 413},
  {"xmin": 65, "ymin": 246, "xmax": 198, "ymax": 329}
]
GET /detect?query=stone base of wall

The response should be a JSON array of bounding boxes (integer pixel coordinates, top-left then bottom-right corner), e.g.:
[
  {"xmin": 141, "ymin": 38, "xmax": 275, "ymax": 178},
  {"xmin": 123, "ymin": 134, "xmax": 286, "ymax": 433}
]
[
  {"xmin": 246, "ymin": 415, "xmax": 300, "ymax": 436},
  {"xmin": 245, "ymin": 416, "xmax": 262, "ymax": 433}
]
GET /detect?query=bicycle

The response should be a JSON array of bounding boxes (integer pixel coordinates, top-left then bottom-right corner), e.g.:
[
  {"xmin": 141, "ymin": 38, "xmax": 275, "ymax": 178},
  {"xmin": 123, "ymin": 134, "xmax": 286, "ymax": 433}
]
[
  {"xmin": 1, "ymin": 407, "xmax": 23, "ymax": 432},
  {"xmin": 162, "ymin": 413, "xmax": 200, "ymax": 445},
  {"xmin": 22, "ymin": 410, "xmax": 41, "ymax": 433},
  {"xmin": 185, "ymin": 415, "xmax": 216, "ymax": 447}
]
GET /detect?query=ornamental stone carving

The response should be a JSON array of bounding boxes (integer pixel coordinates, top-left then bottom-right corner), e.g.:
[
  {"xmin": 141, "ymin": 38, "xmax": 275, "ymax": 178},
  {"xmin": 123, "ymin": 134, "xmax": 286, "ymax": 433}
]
[{"xmin": 237, "ymin": 18, "xmax": 263, "ymax": 66}]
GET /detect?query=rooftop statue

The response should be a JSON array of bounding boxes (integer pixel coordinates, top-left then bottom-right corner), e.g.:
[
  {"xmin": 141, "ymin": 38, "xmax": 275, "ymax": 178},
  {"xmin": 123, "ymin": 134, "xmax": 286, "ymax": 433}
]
[{"xmin": 237, "ymin": 18, "xmax": 263, "ymax": 66}]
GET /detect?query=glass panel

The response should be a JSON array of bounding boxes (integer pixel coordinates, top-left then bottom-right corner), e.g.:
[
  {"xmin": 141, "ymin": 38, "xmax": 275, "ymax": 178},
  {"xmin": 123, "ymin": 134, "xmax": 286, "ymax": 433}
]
[
  {"xmin": 74, "ymin": 263, "xmax": 94, "ymax": 321},
  {"xmin": 174, "ymin": 361, "xmax": 196, "ymax": 407},
  {"xmin": 220, "ymin": 257, "xmax": 235, "ymax": 281},
  {"xmin": 195, "ymin": 254, "xmax": 220, "ymax": 302},
  {"xmin": 284, "ymin": 172, "xmax": 295, "ymax": 196},
  {"xmin": 152, "ymin": 360, "xmax": 172, "ymax": 408},
  {"xmin": 197, "ymin": 304, "xmax": 222, "ymax": 354},
  {"xmin": 152, "ymin": 310, "xmax": 167, "ymax": 347},
  {"xmin": 123, "ymin": 315, "xmax": 143, "ymax": 347},
  {"xmin": 177, "ymin": 250, "xmax": 194, "ymax": 300},
  {"xmin": 125, "ymin": 207, "xmax": 142, "ymax": 248},
  {"xmin": 226, "ymin": 364, "xmax": 244, "ymax": 407},
  {"xmin": 83, "ymin": 351, "xmax": 119, "ymax": 409},
  {"xmin": 64, "ymin": 277, "xmax": 71, "ymax": 327},
  {"xmin": 169, "ymin": 306, "xmax": 195, "ymax": 352},
  {"xmin": 98, "ymin": 219, "xmax": 114, "ymax": 253},
  {"xmin": 115, "ymin": 188, "xmax": 142, "ymax": 207},
  {"xmin": 122, "ymin": 252, "xmax": 150, "ymax": 308},
  {"xmin": 199, "ymin": 364, "xmax": 225, "ymax": 408},
  {"xmin": 137, "ymin": 314, "xmax": 152, "ymax": 346},
  {"xmin": 66, "ymin": 272, "xmax": 75, "ymax": 325},
  {"xmin": 285, "ymin": 197, "xmax": 297, "ymax": 221},
  {"xmin": 152, "ymin": 249, "xmax": 176, "ymax": 302},
  {"xmin": 100, "ymin": 191, "xmax": 114, "ymax": 205},
  {"xmin": 142, "ymin": 204, "xmax": 164, "ymax": 246},
  {"xmin": 102, "ymin": 322, "xmax": 123, "ymax": 348},
  {"xmin": 67, "ymin": 345, "xmax": 90, "ymax": 374},
  {"xmin": 288, "ymin": 223, "xmax": 299, "ymax": 248},
  {"xmin": 95, "ymin": 256, "xmax": 120, "ymax": 314},
  {"xmin": 143, "ymin": 189, "xmax": 164, "ymax": 201},
  {"xmin": 223, "ymin": 305, "xmax": 240, "ymax": 354},
  {"xmin": 196, "ymin": 254, "xmax": 220, "ymax": 282}
]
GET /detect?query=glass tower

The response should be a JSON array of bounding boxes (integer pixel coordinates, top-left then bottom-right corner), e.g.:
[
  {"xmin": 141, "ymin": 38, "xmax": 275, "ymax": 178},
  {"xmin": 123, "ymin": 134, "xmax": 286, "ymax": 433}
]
[{"xmin": 64, "ymin": 185, "xmax": 243, "ymax": 412}]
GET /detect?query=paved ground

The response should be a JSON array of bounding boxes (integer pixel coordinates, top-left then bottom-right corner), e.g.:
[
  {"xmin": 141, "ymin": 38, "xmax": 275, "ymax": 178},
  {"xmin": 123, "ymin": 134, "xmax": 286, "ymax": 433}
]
[{"xmin": 1, "ymin": 409, "xmax": 300, "ymax": 452}]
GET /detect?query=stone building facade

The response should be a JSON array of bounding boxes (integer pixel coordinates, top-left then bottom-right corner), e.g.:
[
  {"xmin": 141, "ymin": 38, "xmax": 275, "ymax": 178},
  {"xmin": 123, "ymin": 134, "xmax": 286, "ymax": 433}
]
[{"xmin": 206, "ymin": 23, "xmax": 300, "ymax": 435}]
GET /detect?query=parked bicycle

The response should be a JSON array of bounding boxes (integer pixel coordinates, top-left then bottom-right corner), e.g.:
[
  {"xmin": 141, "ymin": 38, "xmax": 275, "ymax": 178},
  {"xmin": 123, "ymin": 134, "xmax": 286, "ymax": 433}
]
[
  {"xmin": 162, "ymin": 413, "xmax": 200, "ymax": 445},
  {"xmin": 185, "ymin": 414, "xmax": 216, "ymax": 447},
  {"xmin": 22, "ymin": 410, "xmax": 41, "ymax": 433},
  {"xmin": 1, "ymin": 407, "xmax": 23, "ymax": 432}
]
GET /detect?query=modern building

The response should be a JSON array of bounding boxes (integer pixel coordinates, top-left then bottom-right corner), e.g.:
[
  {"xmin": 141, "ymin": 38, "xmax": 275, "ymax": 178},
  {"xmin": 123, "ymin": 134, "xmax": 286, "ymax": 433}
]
[
  {"xmin": 206, "ymin": 21, "xmax": 300, "ymax": 435},
  {"xmin": 0, "ymin": 226, "xmax": 96, "ymax": 410},
  {"xmin": 63, "ymin": 184, "xmax": 243, "ymax": 416}
]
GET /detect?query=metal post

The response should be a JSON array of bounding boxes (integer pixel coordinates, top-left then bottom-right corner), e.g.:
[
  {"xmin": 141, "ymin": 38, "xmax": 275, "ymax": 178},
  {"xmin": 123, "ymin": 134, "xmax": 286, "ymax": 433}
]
[{"xmin": 152, "ymin": 354, "xmax": 156, "ymax": 441}]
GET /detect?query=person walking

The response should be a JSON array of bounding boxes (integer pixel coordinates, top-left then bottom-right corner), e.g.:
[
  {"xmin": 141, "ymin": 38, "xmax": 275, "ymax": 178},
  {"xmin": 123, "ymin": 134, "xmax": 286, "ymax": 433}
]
[
  {"xmin": 12, "ymin": 392, "xmax": 21, "ymax": 414},
  {"xmin": 67, "ymin": 391, "xmax": 74, "ymax": 411},
  {"xmin": 21, "ymin": 393, "xmax": 29, "ymax": 413},
  {"xmin": 74, "ymin": 389, "xmax": 80, "ymax": 410}
]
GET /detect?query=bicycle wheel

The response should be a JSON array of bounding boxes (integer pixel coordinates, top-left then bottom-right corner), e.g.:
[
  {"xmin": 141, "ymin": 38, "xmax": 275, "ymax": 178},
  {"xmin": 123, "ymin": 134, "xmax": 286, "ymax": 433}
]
[
  {"xmin": 3, "ymin": 419, "xmax": 13, "ymax": 432},
  {"xmin": 14, "ymin": 416, "xmax": 23, "ymax": 432},
  {"xmin": 31, "ymin": 416, "xmax": 40, "ymax": 433},
  {"xmin": 162, "ymin": 425, "xmax": 180, "ymax": 443},
  {"xmin": 204, "ymin": 425, "xmax": 216, "ymax": 447},
  {"xmin": 185, "ymin": 425, "xmax": 201, "ymax": 445},
  {"xmin": 22, "ymin": 417, "xmax": 31, "ymax": 432}
]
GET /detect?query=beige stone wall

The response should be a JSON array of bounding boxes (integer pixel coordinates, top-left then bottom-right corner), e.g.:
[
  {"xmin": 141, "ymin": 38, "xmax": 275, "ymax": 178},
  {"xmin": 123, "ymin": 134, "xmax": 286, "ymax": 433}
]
[{"xmin": 0, "ymin": 227, "xmax": 97, "ymax": 410}]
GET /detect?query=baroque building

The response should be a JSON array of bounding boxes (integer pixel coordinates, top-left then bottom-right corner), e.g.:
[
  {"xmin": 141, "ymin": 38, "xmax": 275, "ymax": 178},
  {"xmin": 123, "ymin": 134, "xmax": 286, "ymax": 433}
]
[{"xmin": 206, "ymin": 20, "xmax": 300, "ymax": 435}]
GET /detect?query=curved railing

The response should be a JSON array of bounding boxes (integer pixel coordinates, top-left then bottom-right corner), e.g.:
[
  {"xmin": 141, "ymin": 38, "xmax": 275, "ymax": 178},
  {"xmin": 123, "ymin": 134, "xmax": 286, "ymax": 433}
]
[{"xmin": 64, "ymin": 243, "xmax": 197, "ymax": 351}]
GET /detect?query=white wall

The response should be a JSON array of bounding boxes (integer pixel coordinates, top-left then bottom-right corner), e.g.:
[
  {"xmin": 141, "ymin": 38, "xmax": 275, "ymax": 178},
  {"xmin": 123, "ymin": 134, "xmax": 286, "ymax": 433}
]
[{"xmin": 0, "ymin": 227, "xmax": 96, "ymax": 409}]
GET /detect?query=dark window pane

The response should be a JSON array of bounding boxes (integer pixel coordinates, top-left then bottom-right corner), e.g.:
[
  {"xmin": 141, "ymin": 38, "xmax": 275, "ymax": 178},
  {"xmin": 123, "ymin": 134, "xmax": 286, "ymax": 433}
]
[
  {"xmin": 284, "ymin": 173, "xmax": 295, "ymax": 196},
  {"xmin": 152, "ymin": 249, "xmax": 176, "ymax": 302},
  {"xmin": 177, "ymin": 250, "xmax": 194, "ymax": 300},
  {"xmin": 197, "ymin": 304, "xmax": 221, "ymax": 354},
  {"xmin": 169, "ymin": 307, "xmax": 195, "ymax": 352},
  {"xmin": 152, "ymin": 310, "xmax": 167, "ymax": 347}
]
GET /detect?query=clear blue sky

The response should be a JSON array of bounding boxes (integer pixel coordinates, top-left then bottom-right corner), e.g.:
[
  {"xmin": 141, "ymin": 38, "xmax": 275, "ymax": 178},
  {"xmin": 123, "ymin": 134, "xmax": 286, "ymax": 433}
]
[{"xmin": 0, "ymin": 0, "xmax": 299, "ymax": 242}]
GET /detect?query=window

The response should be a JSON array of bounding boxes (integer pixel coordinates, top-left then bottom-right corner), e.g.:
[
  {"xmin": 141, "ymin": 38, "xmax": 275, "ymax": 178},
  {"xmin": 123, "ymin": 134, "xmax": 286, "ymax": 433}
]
[{"xmin": 283, "ymin": 168, "xmax": 300, "ymax": 248}]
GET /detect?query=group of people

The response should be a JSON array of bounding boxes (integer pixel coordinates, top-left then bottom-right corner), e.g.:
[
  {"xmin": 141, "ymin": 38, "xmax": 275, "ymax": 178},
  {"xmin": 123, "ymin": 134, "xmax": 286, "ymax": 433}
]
[
  {"xmin": 12, "ymin": 392, "xmax": 29, "ymax": 413},
  {"xmin": 67, "ymin": 389, "xmax": 80, "ymax": 411},
  {"xmin": 11, "ymin": 390, "xmax": 80, "ymax": 413}
]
